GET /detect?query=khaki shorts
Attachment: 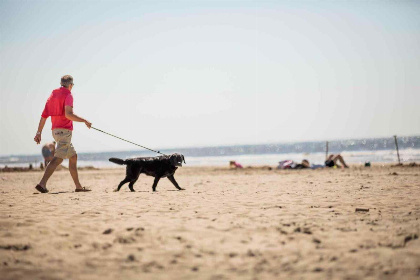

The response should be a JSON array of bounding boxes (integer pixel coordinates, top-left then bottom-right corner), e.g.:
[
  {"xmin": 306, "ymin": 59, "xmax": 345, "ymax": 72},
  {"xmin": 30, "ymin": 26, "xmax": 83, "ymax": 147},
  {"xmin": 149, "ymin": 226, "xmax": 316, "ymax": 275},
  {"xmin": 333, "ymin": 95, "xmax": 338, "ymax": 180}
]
[{"xmin": 52, "ymin": 129, "xmax": 76, "ymax": 159}]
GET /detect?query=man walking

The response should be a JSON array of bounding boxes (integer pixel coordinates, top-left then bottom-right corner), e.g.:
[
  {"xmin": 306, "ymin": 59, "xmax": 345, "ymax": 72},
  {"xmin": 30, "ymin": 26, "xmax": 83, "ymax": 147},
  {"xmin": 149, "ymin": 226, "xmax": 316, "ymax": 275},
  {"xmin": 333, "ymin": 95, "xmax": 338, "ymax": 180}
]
[{"xmin": 34, "ymin": 75, "xmax": 92, "ymax": 193}]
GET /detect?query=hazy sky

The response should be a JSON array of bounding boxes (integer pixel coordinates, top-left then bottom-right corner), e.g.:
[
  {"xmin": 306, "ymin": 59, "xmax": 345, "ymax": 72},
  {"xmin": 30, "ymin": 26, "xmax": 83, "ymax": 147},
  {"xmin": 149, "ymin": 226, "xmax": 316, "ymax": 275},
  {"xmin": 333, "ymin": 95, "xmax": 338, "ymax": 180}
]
[{"xmin": 1, "ymin": 0, "xmax": 419, "ymax": 156}]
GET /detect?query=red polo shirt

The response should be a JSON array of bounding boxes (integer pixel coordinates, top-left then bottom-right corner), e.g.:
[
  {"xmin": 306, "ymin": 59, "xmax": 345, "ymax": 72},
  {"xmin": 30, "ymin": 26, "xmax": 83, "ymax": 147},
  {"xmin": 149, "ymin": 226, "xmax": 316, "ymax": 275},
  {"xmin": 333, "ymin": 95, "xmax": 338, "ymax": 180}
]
[{"xmin": 41, "ymin": 87, "xmax": 74, "ymax": 130}]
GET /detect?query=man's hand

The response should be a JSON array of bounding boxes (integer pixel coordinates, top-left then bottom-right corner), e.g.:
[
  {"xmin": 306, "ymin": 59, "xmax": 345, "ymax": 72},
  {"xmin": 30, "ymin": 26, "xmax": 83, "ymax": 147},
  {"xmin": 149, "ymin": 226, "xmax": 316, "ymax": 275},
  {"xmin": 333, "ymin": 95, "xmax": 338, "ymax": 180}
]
[
  {"xmin": 35, "ymin": 118, "xmax": 46, "ymax": 145},
  {"xmin": 34, "ymin": 132, "xmax": 41, "ymax": 144},
  {"xmin": 85, "ymin": 120, "xmax": 92, "ymax": 129}
]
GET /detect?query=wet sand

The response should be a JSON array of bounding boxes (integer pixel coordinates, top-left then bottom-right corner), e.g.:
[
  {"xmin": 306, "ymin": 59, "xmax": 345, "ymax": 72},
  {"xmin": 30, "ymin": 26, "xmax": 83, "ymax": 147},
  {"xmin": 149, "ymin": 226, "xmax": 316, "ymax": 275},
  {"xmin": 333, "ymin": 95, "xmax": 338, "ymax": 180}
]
[{"xmin": 1, "ymin": 165, "xmax": 419, "ymax": 279}]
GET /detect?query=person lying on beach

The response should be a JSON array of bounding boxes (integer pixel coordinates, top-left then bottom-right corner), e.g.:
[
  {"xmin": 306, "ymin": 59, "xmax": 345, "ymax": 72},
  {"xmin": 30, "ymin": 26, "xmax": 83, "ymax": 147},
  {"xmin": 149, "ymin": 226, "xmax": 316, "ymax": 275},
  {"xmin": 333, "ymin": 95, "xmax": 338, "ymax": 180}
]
[
  {"xmin": 42, "ymin": 141, "xmax": 56, "ymax": 167},
  {"xmin": 229, "ymin": 161, "xmax": 243, "ymax": 169},
  {"xmin": 34, "ymin": 75, "xmax": 92, "ymax": 193},
  {"xmin": 278, "ymin": 159, "xmax": 311, "ymax": 169},
  {"xmin": 325, "ymin": 154, "xmax": 349, "ymax": 168}
]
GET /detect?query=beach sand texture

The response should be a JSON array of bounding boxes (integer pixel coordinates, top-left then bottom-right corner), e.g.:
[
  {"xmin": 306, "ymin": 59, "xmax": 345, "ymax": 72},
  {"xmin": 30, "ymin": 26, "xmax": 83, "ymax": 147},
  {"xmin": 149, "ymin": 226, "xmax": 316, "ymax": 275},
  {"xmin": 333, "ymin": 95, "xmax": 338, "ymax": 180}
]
[{"xmin": 1, "ymin": 165, "xmax": 419, "ymax": 279}]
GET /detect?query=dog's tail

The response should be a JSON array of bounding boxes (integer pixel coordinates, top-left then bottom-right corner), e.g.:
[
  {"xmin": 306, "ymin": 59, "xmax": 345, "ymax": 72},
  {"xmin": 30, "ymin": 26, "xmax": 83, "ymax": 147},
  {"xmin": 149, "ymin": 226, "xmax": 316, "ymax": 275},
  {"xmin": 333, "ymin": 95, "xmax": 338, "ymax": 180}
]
[{"xmin": 109, "ymin": 158, "xmax": 127, "ymax": 165}]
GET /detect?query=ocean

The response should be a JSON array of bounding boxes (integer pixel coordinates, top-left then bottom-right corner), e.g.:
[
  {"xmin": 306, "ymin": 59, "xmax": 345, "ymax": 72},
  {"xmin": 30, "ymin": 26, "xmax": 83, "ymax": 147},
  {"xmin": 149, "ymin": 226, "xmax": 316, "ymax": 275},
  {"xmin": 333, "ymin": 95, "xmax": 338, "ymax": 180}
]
[{"xmin": 1, "ymin": 136, "xmax": 419, "ymax": 168}]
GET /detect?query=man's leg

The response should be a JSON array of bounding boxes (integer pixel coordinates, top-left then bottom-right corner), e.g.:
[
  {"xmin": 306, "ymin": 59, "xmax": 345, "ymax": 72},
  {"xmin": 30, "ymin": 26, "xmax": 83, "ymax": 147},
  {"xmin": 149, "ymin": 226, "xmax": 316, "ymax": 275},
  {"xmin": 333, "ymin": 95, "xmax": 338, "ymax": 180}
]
[
  {"xmin": 330, "ymin": 155, "xmax": 341, "ymax": 168},
  {"xmin": 38, "ymin": 157, "xmax": 63, "ymax": 188},
  {"xmin": 46, "ymin": 156, "xmax": 54, "ymax": 166},
  {"xmin": 69, "ymin": 154, "xmax": 83, "ymax": 190},
  {"xmin": 335, "ymin": 154, "xmax": 349, "ymax": 168}
]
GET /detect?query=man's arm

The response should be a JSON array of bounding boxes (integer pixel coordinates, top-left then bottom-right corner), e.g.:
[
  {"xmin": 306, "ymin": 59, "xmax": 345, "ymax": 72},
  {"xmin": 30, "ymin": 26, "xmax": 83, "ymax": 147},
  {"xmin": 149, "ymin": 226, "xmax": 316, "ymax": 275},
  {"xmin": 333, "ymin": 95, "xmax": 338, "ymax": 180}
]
[
  {"xmin": 34, "ymin": 117, "xmax": 47, "ymax": 144},
  {"xmin": 65, "ymin": 106, "xmax": 92, "ymax": 128}
]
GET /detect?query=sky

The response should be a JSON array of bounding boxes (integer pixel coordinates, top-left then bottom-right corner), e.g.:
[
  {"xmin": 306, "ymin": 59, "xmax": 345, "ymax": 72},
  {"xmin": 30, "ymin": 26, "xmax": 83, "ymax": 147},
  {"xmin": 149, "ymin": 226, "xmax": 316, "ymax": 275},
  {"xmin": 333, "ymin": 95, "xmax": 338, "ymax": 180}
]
[{"xmin": 0, "ymin": 0, "xmax": 419, "ymax": 156}]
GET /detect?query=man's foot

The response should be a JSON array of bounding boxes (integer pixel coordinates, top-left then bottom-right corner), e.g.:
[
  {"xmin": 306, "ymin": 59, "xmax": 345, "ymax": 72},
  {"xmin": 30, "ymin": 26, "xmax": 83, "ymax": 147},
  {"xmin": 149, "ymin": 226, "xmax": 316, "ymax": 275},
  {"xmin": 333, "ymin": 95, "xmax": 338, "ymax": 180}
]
[
  {"xmin": 75, "ymin": 187, "xmax": 91, "ymax": 192},
  {"xmin": 35, "ymin": 184, "xmax": 49, "ymax": 193}
]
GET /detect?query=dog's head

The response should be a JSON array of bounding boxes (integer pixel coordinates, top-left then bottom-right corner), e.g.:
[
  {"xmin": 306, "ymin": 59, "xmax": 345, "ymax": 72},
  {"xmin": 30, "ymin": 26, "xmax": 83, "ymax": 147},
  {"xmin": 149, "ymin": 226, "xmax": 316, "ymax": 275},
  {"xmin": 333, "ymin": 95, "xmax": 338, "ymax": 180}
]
[{"xmin": 169, "ymin": 153, "xmax": 186, "ymax": 167}]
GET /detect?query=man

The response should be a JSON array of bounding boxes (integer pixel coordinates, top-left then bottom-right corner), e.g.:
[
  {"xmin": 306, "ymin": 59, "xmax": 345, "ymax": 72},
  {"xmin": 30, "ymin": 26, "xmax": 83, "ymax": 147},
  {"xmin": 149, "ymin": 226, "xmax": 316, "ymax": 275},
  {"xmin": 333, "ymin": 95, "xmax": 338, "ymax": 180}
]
[
  {"xmin": 41, "ymin": 141, "xmax": 56, "ymax": 167},
  {"xmin": 34, "ymin": 75, "xmax": 92, "ymax": 193}
]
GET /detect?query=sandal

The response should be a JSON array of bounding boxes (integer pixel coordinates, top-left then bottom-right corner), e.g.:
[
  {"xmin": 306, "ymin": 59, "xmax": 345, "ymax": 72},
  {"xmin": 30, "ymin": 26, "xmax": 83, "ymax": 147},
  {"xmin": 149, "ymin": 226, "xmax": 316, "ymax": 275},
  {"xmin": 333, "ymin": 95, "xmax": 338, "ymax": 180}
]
[
  {"xmin": 35, "ymin": 184, "xmax": 49, "ymax": 193},
  {"xmin": 75, "ymin": 187, "xmax": 91, "ymax": 192}
]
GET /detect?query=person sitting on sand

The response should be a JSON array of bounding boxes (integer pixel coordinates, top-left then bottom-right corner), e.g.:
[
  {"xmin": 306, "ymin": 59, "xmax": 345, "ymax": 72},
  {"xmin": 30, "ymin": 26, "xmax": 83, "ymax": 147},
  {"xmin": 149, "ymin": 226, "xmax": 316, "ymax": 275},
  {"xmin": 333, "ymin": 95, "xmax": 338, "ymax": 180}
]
[
  {"xmin": 325, "ymin": 154, "xmax": 349, "ymax": 168},
  {"xmin": 42, "ymin": 141, "xmax": 56, "ymax": 167},
  {"xmin": 34, "ymin": 75, "xmax": 92, "ymax": 193}
]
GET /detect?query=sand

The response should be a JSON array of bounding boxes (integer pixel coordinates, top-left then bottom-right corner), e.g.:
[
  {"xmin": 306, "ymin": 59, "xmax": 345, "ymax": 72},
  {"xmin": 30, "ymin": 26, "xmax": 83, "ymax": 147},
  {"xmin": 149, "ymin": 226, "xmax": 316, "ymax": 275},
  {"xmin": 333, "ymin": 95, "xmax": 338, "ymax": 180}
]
[{"xmin": 1, "ymin": 164, "xmax": 419, "ymax": 279}]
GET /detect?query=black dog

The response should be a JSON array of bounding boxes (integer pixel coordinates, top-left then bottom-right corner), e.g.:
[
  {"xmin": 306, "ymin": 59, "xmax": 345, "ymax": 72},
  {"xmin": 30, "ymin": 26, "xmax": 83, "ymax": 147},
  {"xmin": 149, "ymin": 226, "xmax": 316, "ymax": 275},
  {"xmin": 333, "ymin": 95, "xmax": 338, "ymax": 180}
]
[{"xmin": 109, "ymin": 153, "xmax": 185, "ymax": 192}]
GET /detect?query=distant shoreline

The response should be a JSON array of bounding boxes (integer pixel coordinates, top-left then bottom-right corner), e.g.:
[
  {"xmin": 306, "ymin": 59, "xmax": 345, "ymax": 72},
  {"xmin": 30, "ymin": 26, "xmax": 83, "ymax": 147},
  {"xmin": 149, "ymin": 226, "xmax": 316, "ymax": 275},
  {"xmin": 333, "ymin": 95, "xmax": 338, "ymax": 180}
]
[
  {"xmin": 1, "ymin": 135, "xmax": 419, "ymax": 159},
  {"xmin": 1, "ymin": 148, "xmax": 419, "ymax": 169}
]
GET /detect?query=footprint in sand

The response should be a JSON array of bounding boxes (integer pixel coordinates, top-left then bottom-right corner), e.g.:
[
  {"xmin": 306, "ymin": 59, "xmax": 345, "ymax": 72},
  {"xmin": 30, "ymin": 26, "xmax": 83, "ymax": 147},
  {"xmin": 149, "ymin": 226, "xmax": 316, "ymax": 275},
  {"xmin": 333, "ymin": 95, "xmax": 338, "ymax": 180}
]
[
  {"xmin": 127, "ymin": 254, "xmax": 136, "ymax": 262},
  {"xmin": 0, "ymin": 244, "xmax": 31, "ymax": 251},
  {"xmin": 103, "ymin": 228, "xmax": 113, "ymax": 234},
  {"xmin": 114, "ymin": 236, "xmax": 136, "ymax": 244}
]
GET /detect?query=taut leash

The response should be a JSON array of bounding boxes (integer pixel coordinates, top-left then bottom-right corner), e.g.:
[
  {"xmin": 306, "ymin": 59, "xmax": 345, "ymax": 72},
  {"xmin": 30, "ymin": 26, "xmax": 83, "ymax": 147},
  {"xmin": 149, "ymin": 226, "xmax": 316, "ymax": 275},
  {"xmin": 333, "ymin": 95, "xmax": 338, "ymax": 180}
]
[{"xmin": 91, "ymin": 127, "xmax": 167, "ymax": 156}]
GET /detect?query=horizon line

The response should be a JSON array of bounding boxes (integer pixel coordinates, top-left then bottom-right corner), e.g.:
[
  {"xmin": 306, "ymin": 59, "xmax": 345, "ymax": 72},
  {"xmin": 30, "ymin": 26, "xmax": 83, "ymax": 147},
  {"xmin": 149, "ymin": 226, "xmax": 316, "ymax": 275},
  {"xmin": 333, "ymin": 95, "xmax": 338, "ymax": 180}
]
[{"xmin": 1, "ymin": 134, "xmax": 419, "ymax": 158}]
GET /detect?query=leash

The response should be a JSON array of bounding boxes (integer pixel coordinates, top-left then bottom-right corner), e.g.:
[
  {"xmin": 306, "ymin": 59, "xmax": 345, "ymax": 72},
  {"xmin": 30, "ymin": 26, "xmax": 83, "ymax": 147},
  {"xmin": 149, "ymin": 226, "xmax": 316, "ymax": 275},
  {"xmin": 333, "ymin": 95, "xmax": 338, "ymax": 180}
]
[{"xmin": 91, "ymin": 127, "xmax": 167, "ymax": 156}]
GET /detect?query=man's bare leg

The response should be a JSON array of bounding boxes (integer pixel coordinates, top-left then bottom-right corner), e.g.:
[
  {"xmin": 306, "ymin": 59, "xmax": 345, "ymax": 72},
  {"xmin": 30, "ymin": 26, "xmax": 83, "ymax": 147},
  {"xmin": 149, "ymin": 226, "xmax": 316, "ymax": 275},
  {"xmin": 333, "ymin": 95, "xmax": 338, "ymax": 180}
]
[
  {"xmin": 69, "ymin": 154, "xmax": 83, "ymax": 190},
  {"xmin": 333, "ymin": 154, "xmax": 349, "ymax": 168},
  {"xmin": 45, "ymin": 156, "xmax": 53, "ymax": 167},
  {"xmin": 38, "ymin": 157, "xmax": 63, "ymax": 188},
  {"xmin": 336, "ymin": 155, "xmax": 349, "ymax": 168}
]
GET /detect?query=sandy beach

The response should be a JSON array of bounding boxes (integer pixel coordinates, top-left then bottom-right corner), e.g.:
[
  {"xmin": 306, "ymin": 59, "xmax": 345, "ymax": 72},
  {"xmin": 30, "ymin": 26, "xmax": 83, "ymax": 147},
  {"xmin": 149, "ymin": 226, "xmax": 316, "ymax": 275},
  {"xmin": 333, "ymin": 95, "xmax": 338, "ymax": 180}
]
[{"xmin": 0, "ymin": 164, "xmax": 419, "ymax": 279}]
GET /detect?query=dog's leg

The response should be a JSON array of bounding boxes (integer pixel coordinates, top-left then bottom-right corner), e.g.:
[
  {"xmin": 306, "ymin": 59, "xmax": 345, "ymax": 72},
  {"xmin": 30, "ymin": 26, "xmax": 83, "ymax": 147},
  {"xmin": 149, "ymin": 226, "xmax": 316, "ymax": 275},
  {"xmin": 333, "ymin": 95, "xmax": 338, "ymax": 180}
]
[
  {"xmin": 116, "ymin": 177, "xmax": 130, "ymax": 192},
  {"xmin": 168, "ymin": 175, "xmax": 184, "ymax": 190},
  {"xmin": 124, "ymin": 165, "xmax": 141, "ymax": 192},
  {"xmin": 152, "ymin": 176, "xmax": 161, "ymax": 192},
  {"xmin": 128, "ymin": 179, "xmax": 138, "ymax": 192},
  {"xmin": 127, "ymin": 168, "xmax": 142, "ymax": 192}
]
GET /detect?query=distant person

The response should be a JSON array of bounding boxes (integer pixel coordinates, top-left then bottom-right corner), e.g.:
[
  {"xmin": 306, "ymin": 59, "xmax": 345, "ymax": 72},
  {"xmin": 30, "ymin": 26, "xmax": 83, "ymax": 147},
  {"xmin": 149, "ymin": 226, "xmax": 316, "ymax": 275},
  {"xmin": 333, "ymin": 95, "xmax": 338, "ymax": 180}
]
[
  {"xmin": 229, "ymin": 161, "xmax": 243, "ymax": 169},
  {"xmin": 34, "ymin": 75, "xmax": 92, "ymax": 193},
  {"xmin": 300, "ymin": 159, "xmax": 311, "ymax": 169},
  {"xmin": 42, "ymin": 141, "xmax": 56, "ymax": 166},
  {"xmin": 278, "ymin": 159, "xmax": 311, "ymax": 169},
  {"xmin": 325, "ymin": 154, "xmax": 349, "ymax": 168}
]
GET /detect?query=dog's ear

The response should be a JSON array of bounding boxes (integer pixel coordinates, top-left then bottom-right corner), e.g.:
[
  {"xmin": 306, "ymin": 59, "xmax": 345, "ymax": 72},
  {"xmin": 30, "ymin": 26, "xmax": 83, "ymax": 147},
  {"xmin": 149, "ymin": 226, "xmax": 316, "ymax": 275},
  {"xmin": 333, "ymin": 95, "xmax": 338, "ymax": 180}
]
[{"xmin": 182, "ymin": 155, "xmax": 186, "ymax": 164}]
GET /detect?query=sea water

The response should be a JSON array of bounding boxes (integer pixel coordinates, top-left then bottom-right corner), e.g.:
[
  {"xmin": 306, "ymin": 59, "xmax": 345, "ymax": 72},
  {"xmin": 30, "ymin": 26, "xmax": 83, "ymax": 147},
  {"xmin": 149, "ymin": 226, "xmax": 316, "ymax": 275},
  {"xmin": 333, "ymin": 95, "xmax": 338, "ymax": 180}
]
[{"xmin": 1, "ymin": 136, "xmax": 419, "ymax": 168}]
